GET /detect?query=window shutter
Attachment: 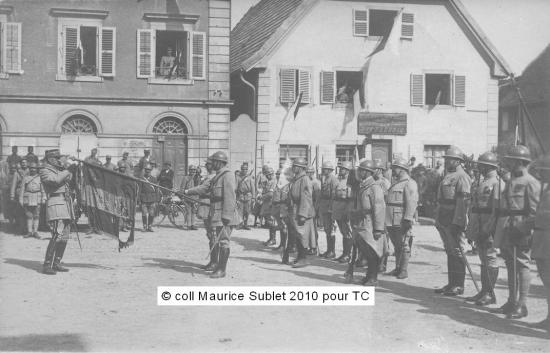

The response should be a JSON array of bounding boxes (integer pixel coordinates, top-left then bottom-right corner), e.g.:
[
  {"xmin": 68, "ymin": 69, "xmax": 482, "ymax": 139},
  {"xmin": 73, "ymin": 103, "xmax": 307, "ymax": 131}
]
[
  {"xmin": 401, "ymin": 13, "xmax": 414, "ymax": 39},
  {"xmin": 454, "ymin": 75, "xmax": 466, "ymax": 107},
  {"xmin": 280, "ymin": 68, "xmax": 297, "ymax": 104},
  {"xmin": 137, "ymin": 29, "xmax": 154, "ymax": 78},
  {"xmin": 191, "ymin": 31, "xmax": 206, "ymax": 80},
  {"xmin": 353, "ymin": 9, "xmax": 369, "ymax": 37},
  {"xmin": 320, "ymin": 71, "xmax": 336, "ymax": 104},
  {"xmin": 410, "ymin": 73, "xmax": 424, "ymax": 106},
  {"xmin": 63, "ymin": 25, "xmax": 79, "ymax": 76},
  {"xmin": 100, "ymin": 27, "xmax": 116, "ymax": 77},
  {"xmin": 298, "ymin": 69, "xmax": 311, "ymax": 104},
  {"xmin": 2, "ymin": 22, "xmax": 22, "ymax": 73}
]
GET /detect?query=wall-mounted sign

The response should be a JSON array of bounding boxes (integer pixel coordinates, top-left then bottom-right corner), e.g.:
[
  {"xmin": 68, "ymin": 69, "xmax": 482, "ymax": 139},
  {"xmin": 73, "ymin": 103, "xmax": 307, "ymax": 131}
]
[{"xmin": 357, "ymin": 113, "xmax": 407, "ymax": 135}]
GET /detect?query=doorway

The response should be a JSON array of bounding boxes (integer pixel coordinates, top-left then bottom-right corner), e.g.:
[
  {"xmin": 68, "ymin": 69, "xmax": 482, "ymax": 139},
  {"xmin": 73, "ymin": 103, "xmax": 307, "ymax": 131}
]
[
  {"xmin": 152, "ymin": 136, "xmax": 188, "ymax": 188},
  {"xmin": 371, "ymin": 139, "xmax": 392, "ymax": 166}
]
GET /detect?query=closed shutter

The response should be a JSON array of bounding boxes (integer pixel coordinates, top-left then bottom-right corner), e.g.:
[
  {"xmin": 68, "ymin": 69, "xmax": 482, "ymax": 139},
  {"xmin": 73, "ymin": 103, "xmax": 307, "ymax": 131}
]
[
  {"xmin": 353, "ymin": 9, "xmax": 369, "ymax": 36},
  {"xmin": 63, "ymin": 25, "xmax": 79, "ymax": 76},
  {"xmin": 298, "ymin": 69, "xmax": 311, "ymax": 104},
  {"xmin": 453, "ymin": 75, "xmax": 466, "ymax": 107},
  {"xmin": 2, "ymin": 22, "xmax": 22, "ymax": 73},
  {"xmin": 100, "ymin": 27, "xmax": 116, "ymax": 77},
  {"xmin": 401, "ymin": 13, "xmax": 414, "ymax": 39},
  {"xmin": 137, "ymin": 29, "xmax": 154, "ymax": 78},
  {"xmin": 410, "ymin": 73, "xmax": 424, "ymax": 106},
  {"xmin": 280, "ymin": 68, "xmax": 297, "ymax": 104},
  {"xmin": 320, "ymin": 71, "xmax": 335, "ymax": 104},
  {"xmin": 191, "ymin": 31, "xmax": 206, "ymax": 80}
]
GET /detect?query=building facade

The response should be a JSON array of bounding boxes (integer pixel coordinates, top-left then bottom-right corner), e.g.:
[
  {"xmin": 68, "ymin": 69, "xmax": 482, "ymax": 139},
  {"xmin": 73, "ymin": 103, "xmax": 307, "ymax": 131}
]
[
  {"xmin": 230, "ymin": 0, "xmax": 511, "ymax": 171},
  {"xmin": 0, "ymin": 0, "xmax": 231, "ymax": 185}
]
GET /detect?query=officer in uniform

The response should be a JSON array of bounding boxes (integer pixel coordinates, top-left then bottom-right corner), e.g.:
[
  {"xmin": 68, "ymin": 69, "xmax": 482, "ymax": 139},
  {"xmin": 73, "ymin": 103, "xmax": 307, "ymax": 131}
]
[
  {"xmin": 374, "ymin": 160, "xmax": 391, "ymax": 273},
  {"xmin": 140, "ymin": 163, "xmax": 159, "ymax": 232},
  {"xmin": 103, "ymin": 155, "xmax": 116, "ymax": 171},
  {"xmin": 117, "ymin": 152, "xmax": 134, "ymax": 176},
  {"xmin": 319, "ymin": 161, "xmax": 338, "ymax": 258},
  {"xmin": 11, "ymin": 158, "xmax": 29, "ymax": 234},
  {"xmin": 434, "ymin": 146, "xmax": 472, "ymax": 296},
  {"xmin": 236, "ymin": 162, "xmax": 255, "ymax": 230},
  {"xmin": 464, "ymin": 152, "xmax": 504, "ymax": 305},
  {"xmin": 332, "ymin": 161, "xmax": 354, "ymax": 263},
  {"xmin": 350, "ymin": 160, "xmax": 386, "ymax": 286},
  {"xmin": 180, "ymin": 165, "xmax": 198, "ymax": 230},
  {"xmin": 19, "ymin": 162, "xmax": 45, "ymax": 238},
  {"xmin": 271, "ymin": 169, "xmax": 284, "ymax": 249},
  {"xmin": 385, "ymin": 157, "xmax": 418, "ymax": 279},
  {"xmin": 138, "ymin": 149, "xmax": 152, "ymax": 176},
  {"xmin": 494, "ymin": 145, "xmax": 540, "ymax": 318},
  {"xmin": 261, "ymin": 167, "xmax": 277, "ymax": 246},
  {"xmin": 531, "ymin": 155, "xmax": 550, "ymax": 331},
  {"xmin": 40, "ymin": 149, "xmax": 73, "ymax": 275},
  {"xmin": 85, "ymin": 148, "xmax": 101, "ymax": 166},
  {"xmin": 307, "ymin": 166, "xmax": 321, "ymax": 254},
  {"xmin": 25, "ymin": 146, "xmax": 39, "ymax": 164}
]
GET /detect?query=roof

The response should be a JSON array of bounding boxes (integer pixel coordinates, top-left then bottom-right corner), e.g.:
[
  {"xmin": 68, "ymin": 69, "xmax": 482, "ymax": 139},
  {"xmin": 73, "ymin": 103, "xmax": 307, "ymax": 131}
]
[{"xmin": 231, "ymin": 0, "xmax": 512, "ymax": 77}]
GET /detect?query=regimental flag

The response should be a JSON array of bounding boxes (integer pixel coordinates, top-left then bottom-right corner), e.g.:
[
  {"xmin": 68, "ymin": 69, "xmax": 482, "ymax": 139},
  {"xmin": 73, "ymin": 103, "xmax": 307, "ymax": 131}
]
[
  {"xmin": 292, "ymin": 91, "xmax": 304, "ymax": 120},
  {"xmin": 79, "ymin": 163, "xmax": 140, "ymax": 249}
]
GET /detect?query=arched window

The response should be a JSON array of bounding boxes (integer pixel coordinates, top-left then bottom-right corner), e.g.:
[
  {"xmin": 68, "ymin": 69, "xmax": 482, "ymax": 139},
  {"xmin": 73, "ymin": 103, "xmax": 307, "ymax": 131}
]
[
  {"xmin": 152, "ymin": 117, "xmax": 188, "ymax": 135},
  {"xmin": 61, "ymin": 115, "xmax": 98, "ymax": 134}
]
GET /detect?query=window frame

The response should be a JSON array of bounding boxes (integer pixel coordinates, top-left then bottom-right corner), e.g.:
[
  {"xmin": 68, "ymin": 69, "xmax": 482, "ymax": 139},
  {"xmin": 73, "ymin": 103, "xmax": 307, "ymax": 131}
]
[
  {"xmin": 278, "ymin": 66, "xmax": 312, "ymax": 105},
  {"xmin": 0, "ymin": 21, "xmax": 23, "ymax": 78},
  {"xmin": 423, "ymin": 144, "xmax": 449, "ymax": 169},
  {"xmin": 352, "ymin": 5, "xmax": 406, "ymax": 40},
  {"xmin": 279, "ymin": 144, "xmax": 310, "ymax": 167},
  {"xmin": 336, "ymin": 144, "xmax": 365, "ymax": 164},
  {"xmin": 411, "ymin": 71, "xmax": 466, "ymax": 108}
]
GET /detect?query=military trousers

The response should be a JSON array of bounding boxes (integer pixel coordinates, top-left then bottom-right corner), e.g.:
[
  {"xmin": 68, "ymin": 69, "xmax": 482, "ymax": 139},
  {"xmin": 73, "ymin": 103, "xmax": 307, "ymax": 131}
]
[
  {"xmin": 214, "ymin": 226, "xmax": 233, "ymax": 249},
  {"xmin": 388, "ymin": 226, "xmax": 412, "ymax": 254},
  {"xmin": 336, "ymin": 219, "xmax": 353, "ymax": 240},
  {"xmin": 320, "ymin": 212, "xmax": 333, "ymax": 237},
  {"xmin": 141, "ymin": 202, "xmax": 157, "ymax": 218},
  {"xmin": 477, "ymin": 237, "xmax": 498, "ymax": 268},
  {"xmin": 436, "ymin": 224, "xmax": 466, "ymax": 258},
  {"xmin": 501, "ymin": 245, "xmax": 531, "ymax": 270}
]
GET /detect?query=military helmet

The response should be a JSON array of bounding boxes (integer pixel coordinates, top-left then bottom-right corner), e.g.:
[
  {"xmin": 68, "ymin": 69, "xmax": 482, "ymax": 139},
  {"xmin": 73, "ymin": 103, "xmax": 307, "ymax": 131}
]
[
  {"xmin": 210, "ymin": 151, "xmax": 228, "ymax": 163},
  {"xmin": 443, "ymin": 146, "xmax": 465, "ymax": 161},
  {"xmin": 374, "ymin": 160, "xmax": 386, "ymax": 171},
  {"xmin": 392, "ymin": 157, "xmax": 409, "ymax": 171},
  {"xmin": 265, "ymin": 167, "xmax": 274, "ymax": 176},
  {"xmin": 477, "ymin": 151, "xmax": 498, "ymax": 167},
  {"xmin": 188, "ymin": 165, "xmax": 196, "ymax": 171},
  {"xmin": 306, "ymin": 166, "xmax": 315, "ymax": 173},
  {"xmin": 358, "ymin": 160, "xmax": 375, "ymax": 172},
  {"xmin": 340, "ymin": 161, "xmax": 353, "ymax": 171},
  {"xmin": 241, "ymin": 162, "xmax": 249, "ymax": 169},
  {"xmin": 321, "ymin": 161, "xmax": 334, "ymax": 170},
  {"xmin": 292, "ymin": 157, "xmax": 308, "ymax": 168},
  {"xmin": 534, "ymin": 154, "xmax": 550, "ymax": 171},
  {"xmin": 504, "ymin": 145, "xmax": 532, "ymax": 163}
]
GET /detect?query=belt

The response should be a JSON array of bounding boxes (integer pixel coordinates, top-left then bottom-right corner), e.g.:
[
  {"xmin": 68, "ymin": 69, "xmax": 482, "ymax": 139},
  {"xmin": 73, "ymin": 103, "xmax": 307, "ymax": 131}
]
[
  {"xmin": 387, "ymin": 202, "xmax": 403, "ymax": 207},
  {"xmin": 499, "ymin": 210, "xmax": 527, "ymax": 217},
  {"xmin": 439, "ymin": 199, "xmax": 456, "ymax": 205},
  {"xmin": 334, "ymin": 197, "xmax": 350, "ymax": 201},
  {"xmin": 471, "ymin": 207, "xmax": 492, "ymax": 214},
  {"xmin": 49, "ymin": 192, "xmax": 66, "ymax": 197},
  {"xmin": 210, "ymin": 197, "xmax": 223, "ymax": 202}
]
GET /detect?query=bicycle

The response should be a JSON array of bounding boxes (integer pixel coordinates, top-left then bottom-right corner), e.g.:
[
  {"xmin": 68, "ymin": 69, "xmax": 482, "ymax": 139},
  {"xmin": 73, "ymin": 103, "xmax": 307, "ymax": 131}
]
[{"xmin": 156, "ymin": 193, "xmax": 189, "ymax": 228}]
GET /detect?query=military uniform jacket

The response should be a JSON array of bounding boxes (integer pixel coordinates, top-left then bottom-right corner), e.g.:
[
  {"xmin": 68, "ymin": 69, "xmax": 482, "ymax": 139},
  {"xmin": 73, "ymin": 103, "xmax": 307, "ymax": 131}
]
[
  {"xmin": 385, "ymin": 174, "xmax": 418, "ymax": 228},
  {"xmin": 271, "ymin": 182, "xmax": 283, "ymax": 217},
  {"xmin": 10, "ymin": 169, "xmax": 29, "ymax": 199},
  {"xmin": 332, "ymin": 176, "xmax": 353, "ymax": 220},
  {"xmin": 25, "ymin": 153, "xmax": 39, "ymax": 164},
  {"xmin": 289, "ymin": 172, "xmax": 314, "ymax": 220},
  {"xmin": 311, "ymin": 178, "xmax": 321, "ymax": 215},
  {"xmin": 103, "ymin": 162, "xmax": 116, "ymax": 171},
  {"xmin": 140, "ymin": 175, "xmax": 159, "ymax": 203},
  {"xmin": 158, "ymin": 169, "xmax": 174, "ymax": 189},
  {"xmin": 19, "ymin": 174, "xmax": 45, "ymax": 206},
  {"xmin": 117, "ymin": 159, "xmax": 134, "ymax": 176},
  {"xmin": 352, "ymin": 176, "xmax": 386, "ymax": 257},
  {"xmin": 532, "ymin": 185, "xmax": 550, "ymax": 259},
  {"xmin": 376, "ymin": 176, "xmax": 391, "ymax": 197},
  {"xmin": 40, "ymin": 164, "xmax": 72, "ymax": 221},
  {"xmin": 209, "ymin": 167, "xmax": 238, "ymax": 227},
  {"xmin": 436, "ymin": 165, "xmax": 471, "ymax": 229},
  {"xmin": 319, "ymin": 173, "xmax": 338, "ymax": 215},
  {"xmin": 186, "ymin": 172, "xmax": 214, "ymax": 220},
  {"xmin": 279, "ymin": 183, "xmax": 292, "ymax": 219},
  {"xmin": 84, "ymin": 156, "xmax": 102, "ymax": 166},
  {"xmin": 465, "ymin": 170, "xmax": 503, "ymax": 242},
  {"xmin": 260, "ymin": 178, "xmax": 276, "ymax": 216},
  {"xmin": 236, "ymin": 173, "xmax": 255, "ymax": 201},
  {"xmin": 494, "ymin": 169, "xmax": 540, "ymax": 248},
  {"xmin": 7, "ymin": 154, "xmax": 22, "ymax": 167}
]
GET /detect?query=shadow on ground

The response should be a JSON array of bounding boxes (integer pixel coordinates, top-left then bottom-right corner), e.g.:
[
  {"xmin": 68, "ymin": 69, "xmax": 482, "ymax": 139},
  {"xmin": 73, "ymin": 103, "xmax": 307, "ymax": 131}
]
[
  {"xmin": 0, "ymin": 333, "xmax": 86, "ymax": 352},
  {"xmin": 3, "ymin": 258, "xmax": 113, "ymax": 273}
]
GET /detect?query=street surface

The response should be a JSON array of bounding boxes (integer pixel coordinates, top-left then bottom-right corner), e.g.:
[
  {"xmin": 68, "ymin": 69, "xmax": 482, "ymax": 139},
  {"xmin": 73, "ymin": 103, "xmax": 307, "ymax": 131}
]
[{"xmin": 0, "ymin": 218, "xmax": 549, "ymax": 352}]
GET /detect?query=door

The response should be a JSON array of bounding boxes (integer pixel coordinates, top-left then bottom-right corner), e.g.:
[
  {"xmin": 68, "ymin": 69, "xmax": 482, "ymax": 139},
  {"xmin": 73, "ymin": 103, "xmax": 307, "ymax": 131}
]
[
  {"xmin": 152, "ymin": 136, "xmax": 188, "ymax": 188},
  {"xmin": 59, "ymin": 134, "xmax": 98, "ymax": 160},
  {"xmin": 371, "ymin": 140, "xmax": 392, "ymax": 166}
]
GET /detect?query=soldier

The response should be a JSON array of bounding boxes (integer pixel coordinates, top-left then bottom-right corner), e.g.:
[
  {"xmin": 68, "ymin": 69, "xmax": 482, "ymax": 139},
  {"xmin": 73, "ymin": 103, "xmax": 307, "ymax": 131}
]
[
  {"xmin": 385, "ymin": 157, "xmax": 418, "ymax": 279},
  {"xmin": 40, "ymin": 149, "xmax": 74, "ymax": 275},
  {"xmin": 11, "ymin": 159, "xmax": 29, "ymax": 234},
  {"xmin": 180, "ymin": 165, "xmax": 198, "ymax": 230},
  {"xmin": 434, "ymin": 146, "xmax": 472, "ymax": 296},
  {"xmin": 84, "ymin": 148, "xmax": 101, "ymax": 166},
  {"xmin": 350, "ymin": 160, "xmax": 386, "ymax": 286},
  {"xmin": 464, "ymin": 152, "xmax": 504, "ymax": 305},
  {"xmin": 116, "ymin": 164, "xmax": 130, "ymax": 232},
  {"xmin": 19, "ymin": 162, "xmax": 45, "ymax": 238},
  {"xmin": 103, "ymin": 155, "xmax": 116, "ymax": 171},
  {"xmin": 158, "ymin": 162, "xmax": 174, "ymax": 193},
  {"xmin": 271, "ymin": 169, "xmax": 283, "ymax": 248},
  {"xmin": 307, "ymin": 166, "xmax": 321, "ymax": 254},
  {"xmin": 7, "ymin": 146, "xmax": 22, "ymax": 167},
  {"xmin": 531, "ymin": 155, "xmax": 550, "ymax": 331},
  {"xmin": 319, "ymin": 161, "xmax": 338, "ymax": 258},
  {"xmin": 140, "ymin": 163, "xmax": 159, "ymax": 232},
  {"xmin": 236, "ymin": 162, "xmax": 255, "ymax": 230},
  {"xmin": 253, "ymin": 165, "xmax": 270, "ymax": 227},
  {"xmin": 261, "ymin": 167, "xmax": 277, "ymax": 246},
  {"xmin": 493, "ymin": 145, "xmax": 540, "ymax": 318},
  {"xmin": 374, "ymin": 160, "xmax": 391, "ymax": 273},
  {"xmin": 25, "ymin": 146, "xmax": 39, "ymax": 164},
  {"xmin": 2, "ymin": 164, "xmax": 17, "ymax": 227},
  {"xmin": 332, "ymin": 161, "xmax": 354, "ymax": 263},
  {"xmin": 117, "ymin": 152, "xmax": 134, "ymax": 176},
  {"xmin": 138, "ymin": 149, "xmax": 152, "ymax": 176},
  {"xmin": 280, "ymin": 168, "xmax": 294, "ymax": 264}
]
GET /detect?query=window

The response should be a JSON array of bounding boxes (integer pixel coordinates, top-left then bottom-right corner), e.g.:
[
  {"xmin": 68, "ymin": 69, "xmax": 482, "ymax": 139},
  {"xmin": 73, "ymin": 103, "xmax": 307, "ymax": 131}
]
[
  {"xmin": 336, "ymin": 145, "xmax": 365, "ymax": 165},
  {"xmin": 353, "ymin": 9, "xmax": 414, "ymax": 38},
  {"xmin": 425, "ymin": 74, "xmax": 451, "ymax": 105},
  {"xmin": 279, "ymin": 145, "xmax": 309, "ymax": 168},
  {"xmin": 369, "ymin": 10, "xmax": 396, "ymax": 37},
  {"xmin": 423, "ymin": 145, "xmax": 449, "ymax": 169},
  {"xmin": 0, "ymin": 22, "xmax": 22, "ymax": 76},
  {"xmin": 61, "ymin": 115, "xmax": 98, "ymax": 134},
  {"xmin": 410, "ymin": 73, "xmax": 466, "ymax": 107},
  {"xmin": 137, "ymin": 29, "xmax": 205, "ymax": 82},
  {"xmin": 280, "ymin": 68, "xmax": 311, "ymax": 104},
  {"xmin": 153, "ymin": 117, "xmax": 188, "ymax": 135}
]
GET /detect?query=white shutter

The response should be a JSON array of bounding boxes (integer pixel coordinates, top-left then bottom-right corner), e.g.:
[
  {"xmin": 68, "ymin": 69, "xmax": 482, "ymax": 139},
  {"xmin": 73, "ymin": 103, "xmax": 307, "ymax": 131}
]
[
  {"xmin": 100, "ymin": 27, "xmax": 116, "ymax": 77},
  {"xmin": 191, "ymin": 31, "xmax": 206, "ymax": 80},
  {"xmin": 2, "ymin": 22, "xmax": 22, "ymax": 73},
  {"xmin": 320, "ymin": 71, "xmax": 336, "ymax": 104},
  {"xmin": 353, "ymin": 9, "xmax": 369, "ymax": 37},
  {"xmin": 137, "ymin": 29, "xmax": 154, "ymax": 78},
  {"xmin": 401, "ymin": 13, "xmax": 414, "ymax": 39},
  {"xmin": 63, "ymin": 25, "xmax": 79, "ymax": 76},
  {"xmin": 280, "ymin": 68, "xmax": 297, "ymax": 104},
  {"xmin": 298, "ymin": 69, "xmax": 311, "ymax": 104},
  {"xmin": 410, "ymin": 74, "xmax": 424, "ymax": 106},
  {"xmin": 453, "ymin": 75, "xmax": 466, "ymax": 107}
]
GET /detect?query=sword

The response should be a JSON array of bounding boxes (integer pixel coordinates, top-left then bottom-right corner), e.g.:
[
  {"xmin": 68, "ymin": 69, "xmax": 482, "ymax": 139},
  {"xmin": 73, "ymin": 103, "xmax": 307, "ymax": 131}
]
[
  {"xmin": 205, "ymin": 225, "xmax": 229, "ymax": 260},
  {"xmin": 458, "ymin": 234, "xmax": 480, "ymax": 292},
  {"xmin": 65, "ymin": 185, "xmax": 82, "ymax": 252}
]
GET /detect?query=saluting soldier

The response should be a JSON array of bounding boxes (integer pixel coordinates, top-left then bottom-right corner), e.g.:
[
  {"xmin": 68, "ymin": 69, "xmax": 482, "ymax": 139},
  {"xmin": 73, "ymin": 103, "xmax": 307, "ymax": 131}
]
[
  {"xmin": 434, "ymin": 146, "xmax": 472, "ymax": 296},
  {"xmin": 140, "ymin": 163, "xmax": 159, "ymax": 232},
  {"xmin": 235, "ymin": 162, "xmax": 255, "ymax": 230},
  {"xmin": 464, "ymin": 152, "xmax": 504, "ymax": 305},
  {"xmin": 180, "ymin": 165, "xmax": 198, "ymax": 230},
  {"xmin": 494, "ymin": 145, "xmax": 540, "ymax": 319},
  {"xmin": 19, "ymin": 162, "xmax": 46, "ymax": 238},
  {"xmin": 332, "ymin": 161, "xmax": 354, "ymax": 263},
  {"xmin": 40, "ymin": 149, "xmax": 73, "ymax": 275},
  {"xmin": 374, "ymin": 159, "xmax": 391, "ymax": 273},
  {"xmin": 261, "ymin": 167, "xmax": 277, "ymax": 246},
  {"xmin": 385, "ymin": 157, "xmax": 418, "ymax": 279},
  {"xmin": 350, "ymin": 160, "xmax": 386, "ymax": 286},
  {"xmin": 319, "ymin": 161, "xmax": 338, "ymax": 258}
]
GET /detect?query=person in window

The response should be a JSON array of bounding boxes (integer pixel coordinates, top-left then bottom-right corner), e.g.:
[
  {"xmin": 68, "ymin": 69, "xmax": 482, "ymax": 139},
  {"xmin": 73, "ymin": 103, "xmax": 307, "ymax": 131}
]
[
  {"xmin": 336, "ymin": 81, "xmax": 350, "ymax": 103},
  {"xmin": 160, "ymin": 47, "xmax": 176, "ymax": 77}
]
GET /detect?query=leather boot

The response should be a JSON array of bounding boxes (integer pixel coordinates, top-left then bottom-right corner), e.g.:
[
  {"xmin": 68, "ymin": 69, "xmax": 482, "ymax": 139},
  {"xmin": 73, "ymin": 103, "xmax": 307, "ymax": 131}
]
[
  {"xmin": 466, "ymin": 265, "xmax": 486, "ymax": 302},
  {"xmin": 203, "ymin": 240, "xmax": 217, "ymax": 271},
  {"xmin": 491, "ymin": 263, "xmax": 518, "ymax": 314},
  {"xmin": 362, "ymin": 252, "xmax": 379, "ymax": 286},
  {"xmin": 24, "ymin": 218, "xmax": 33, "ymax": 238},
  {"xmin": 477, "ymin": 267, "xmax": 498, "ymax": 306},
  {"xmin": 43, "ymin": 238, "xmax": 57, "ymax": 275},
  {"xmin": 292, "ymin": 241, "xmax": 309, "ymax": 268},
  {"xmin": 378, "ymin": 254, "xmax": 388, "ymax": 273},
  {"xmin": 320, "ymin": 234, "xmax": 330, "ymax": 257},
  {"xmin": 325, "ymin": 236, "xmax": 336, "ymax": 259},
  {"xmin": 242, "ymin": 218, "xmax": 250, "ymax": 230},
  {"xmin": 53, "ymin": 241, "xmax": 69, "ymax": 272},
  {"xmin": 507, "ymin": 267, "xmax": 530, "ymax": 319},
  {"xmin": 396, "ymin": 251, "xmax": 410, "ymax": 279},
  {"xmin": 142, "ymin": 216, "xmax": 148, "ymax": 232},
  {"xmin": 264, "ymin": 227, "xmax": 276, "ymax": 246},
  {"xmin": 444, "ymin": 256, "xmax": 465, "ymax": 296},
  {"xmin": 338, "ymin": 238, "xmax": 352, "ymax": 263},
  {"xmin": 210, "ymin": 247, "xmax": 229, "ymax": 278},
  {"xmin": 386, "ymin": 249, "xmax": 401, "ymax": 276},
  {"xmin": 335, "ymin": 237, "xmax": 348, "ymax": 262},
  {"xmin": 276, "ymin": 228, "xmax": 287, "ymax": 251},
  {"xmin": 147, "ymin": 216, "xmax": 154, "ymax": 231},
  {"xmin": 435, "ymin": 255, "xmax": 453, "ymax": 294}
]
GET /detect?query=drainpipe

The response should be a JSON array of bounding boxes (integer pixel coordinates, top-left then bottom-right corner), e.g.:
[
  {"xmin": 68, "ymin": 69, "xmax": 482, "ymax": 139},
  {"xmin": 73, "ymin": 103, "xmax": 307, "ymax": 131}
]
[{"xmin": 239, "ymin": 70, "xmax": 258, "ymax": 179}]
